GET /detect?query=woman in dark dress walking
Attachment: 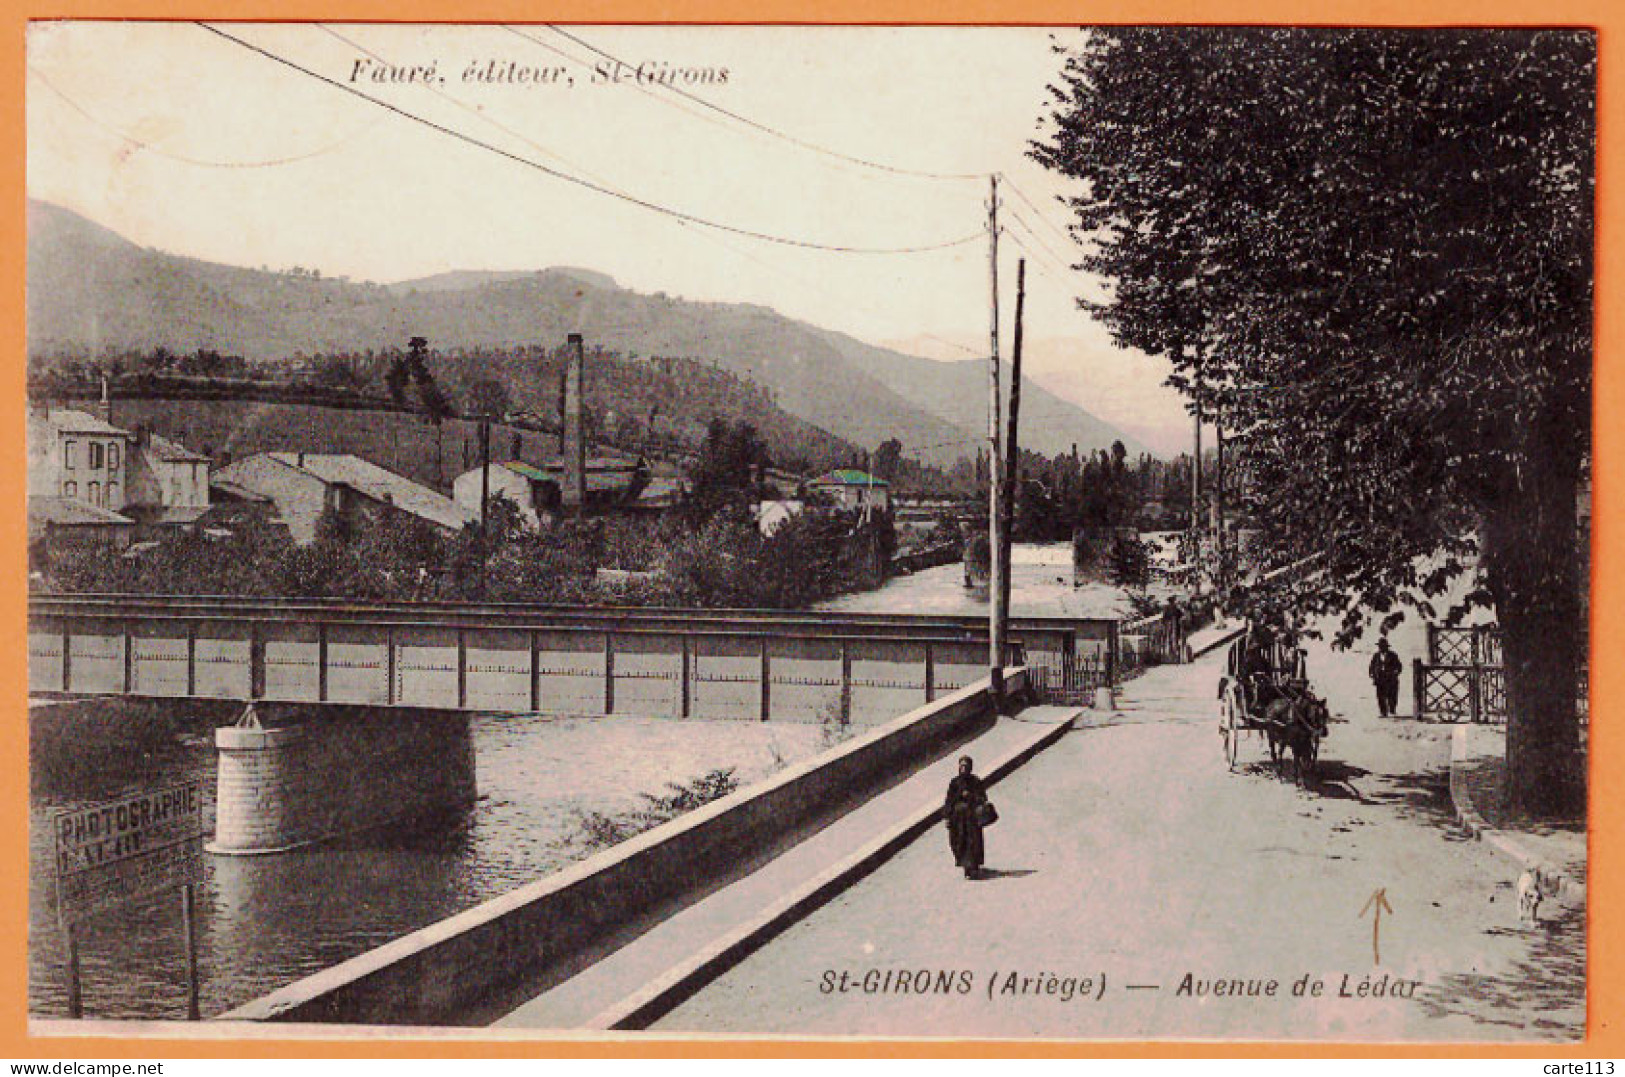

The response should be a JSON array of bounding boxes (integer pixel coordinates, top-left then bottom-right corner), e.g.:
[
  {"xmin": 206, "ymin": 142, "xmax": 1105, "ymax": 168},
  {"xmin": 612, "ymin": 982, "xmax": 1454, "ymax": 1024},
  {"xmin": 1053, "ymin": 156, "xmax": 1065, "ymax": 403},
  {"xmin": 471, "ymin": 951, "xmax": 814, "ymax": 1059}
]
[{"xmin": 945, "ymin": 756, "xmax": 989, "ymax": 879}]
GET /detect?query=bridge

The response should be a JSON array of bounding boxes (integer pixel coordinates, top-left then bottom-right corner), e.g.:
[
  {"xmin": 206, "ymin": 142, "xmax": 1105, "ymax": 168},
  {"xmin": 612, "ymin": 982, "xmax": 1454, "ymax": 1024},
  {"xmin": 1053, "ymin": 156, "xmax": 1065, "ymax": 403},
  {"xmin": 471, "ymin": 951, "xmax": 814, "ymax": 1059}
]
[
  {"xmin": 28, "ymin": 593, "xmax": 1119, "ymax": 855},
  {"xmin": 193, "ymin": 601, "xmax": 1581, "ymax": 1040},
  {"xmin": 28, "ymin": 593, "xmax": 1119, "ymax": 717}
]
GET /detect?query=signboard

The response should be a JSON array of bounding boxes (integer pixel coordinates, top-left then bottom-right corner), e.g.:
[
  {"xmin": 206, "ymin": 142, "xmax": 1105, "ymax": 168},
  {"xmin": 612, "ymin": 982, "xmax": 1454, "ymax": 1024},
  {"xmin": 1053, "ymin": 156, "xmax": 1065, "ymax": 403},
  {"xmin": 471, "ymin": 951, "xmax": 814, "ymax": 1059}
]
[{"xmin": 54, "ymin": 782, "xmax": 205, "ymax": 923}]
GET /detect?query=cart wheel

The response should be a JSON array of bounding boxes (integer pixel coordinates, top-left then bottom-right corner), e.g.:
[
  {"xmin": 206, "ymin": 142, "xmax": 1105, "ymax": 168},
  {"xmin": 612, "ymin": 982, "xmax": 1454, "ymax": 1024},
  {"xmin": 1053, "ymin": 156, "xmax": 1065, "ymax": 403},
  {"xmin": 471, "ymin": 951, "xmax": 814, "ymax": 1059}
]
[{"xmin": 1223, "ymin": 685, "xmax": 1242, "ymax": 771}]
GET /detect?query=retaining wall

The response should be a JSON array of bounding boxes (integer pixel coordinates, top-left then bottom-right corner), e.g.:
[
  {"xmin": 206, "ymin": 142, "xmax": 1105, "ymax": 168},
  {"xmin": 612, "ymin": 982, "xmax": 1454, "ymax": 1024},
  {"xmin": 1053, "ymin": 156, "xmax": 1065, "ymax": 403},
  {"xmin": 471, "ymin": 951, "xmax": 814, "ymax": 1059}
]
[{"xmin": 218, "ymin": 671, "xmax": 1022, "ymax": 1025}]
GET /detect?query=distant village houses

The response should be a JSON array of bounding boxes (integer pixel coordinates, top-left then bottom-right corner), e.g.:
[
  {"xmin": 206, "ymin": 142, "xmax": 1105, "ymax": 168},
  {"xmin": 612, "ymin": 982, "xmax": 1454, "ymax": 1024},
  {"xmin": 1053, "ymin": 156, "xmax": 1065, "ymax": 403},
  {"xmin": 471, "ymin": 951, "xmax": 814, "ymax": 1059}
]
[
  {"xmin": 26, "ymin": 399, "xmax": 213, "ymax": 550},
  {"xmin": 807, "ymin": 468, "xmax": 892, "ymax": 514},
  {"xmin": 753, "ymin": 499, "xmax": 804, "ymax": 536},
  {"xmin": 213, "ymin": 452, "xmax": 479, "ymax": 545},
  {"xmin": 451, "ymin": 455, "xmax": 651, "ymax": 525}
]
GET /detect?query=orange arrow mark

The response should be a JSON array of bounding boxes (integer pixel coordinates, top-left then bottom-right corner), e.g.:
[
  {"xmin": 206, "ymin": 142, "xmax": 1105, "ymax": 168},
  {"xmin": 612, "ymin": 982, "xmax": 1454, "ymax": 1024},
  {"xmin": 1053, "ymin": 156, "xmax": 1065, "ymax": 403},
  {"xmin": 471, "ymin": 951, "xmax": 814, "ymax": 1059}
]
[{"xmin": 1359, "ymin": 888, "xmax": 1395, "ymax": 965}]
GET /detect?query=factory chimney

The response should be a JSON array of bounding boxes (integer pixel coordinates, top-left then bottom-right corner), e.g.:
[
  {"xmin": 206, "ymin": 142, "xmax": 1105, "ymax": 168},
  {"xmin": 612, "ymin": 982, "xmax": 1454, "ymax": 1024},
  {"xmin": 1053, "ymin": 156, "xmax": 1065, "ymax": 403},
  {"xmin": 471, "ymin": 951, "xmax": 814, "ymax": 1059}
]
[{"xmin": 562, "ymin": 333, "xmax": 586, "ymax": 510}]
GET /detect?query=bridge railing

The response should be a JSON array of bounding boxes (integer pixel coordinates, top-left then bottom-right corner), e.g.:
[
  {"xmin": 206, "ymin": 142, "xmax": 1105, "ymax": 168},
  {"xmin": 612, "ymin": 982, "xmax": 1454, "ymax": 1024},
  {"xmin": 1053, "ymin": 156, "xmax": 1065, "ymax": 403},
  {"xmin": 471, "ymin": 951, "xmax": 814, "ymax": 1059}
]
[{"xmin": 28, "ymin": 595, "xmax": 1091, "ymax": 726}]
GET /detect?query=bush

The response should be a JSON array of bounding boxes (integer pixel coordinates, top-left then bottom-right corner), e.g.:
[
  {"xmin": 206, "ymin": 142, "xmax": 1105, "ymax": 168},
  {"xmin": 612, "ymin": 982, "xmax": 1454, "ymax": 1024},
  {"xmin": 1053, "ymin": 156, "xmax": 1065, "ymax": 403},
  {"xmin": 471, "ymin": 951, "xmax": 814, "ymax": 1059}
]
[
  {"xmin": 1109, "ymin": 534, "xmax": 1153, "ymax": 590},
  {"xmin": 572, "ymin": 767, "xmax": 741, "ymax": 852}
]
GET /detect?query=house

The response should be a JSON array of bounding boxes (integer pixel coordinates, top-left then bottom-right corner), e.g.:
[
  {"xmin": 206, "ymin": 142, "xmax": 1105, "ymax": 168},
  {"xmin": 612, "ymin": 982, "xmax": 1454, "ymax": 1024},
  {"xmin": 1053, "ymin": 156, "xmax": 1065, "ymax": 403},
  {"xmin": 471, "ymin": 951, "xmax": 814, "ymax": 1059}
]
[
  {"xmin": 122, "ymin": 427, "xmax": 213, "ymax": 530},
  {"xmin": 753, "ymin": 499, "xmax": 804, "ymax": 536},
  {"xmin": 128, "ymin": 428, "xmax": 210, "ymax": 509},
  {"xmin": 27, "ymin": 407, "xmax": 134, "ymax": 511},
  {"xmin": 27, "ymin": 405, "xmax": 213, "ymax": 540},
  {"xmin": 27, "ymin": 496, "xmax": 136, "ymax": 551},
  {"xmin": 628, "ymin": 476, "xmax": 687, "ymax": 516},
  {"xmin": 807, "ymin": 469, "xmax": 892, "ymax": 514},
  {"xmin": 451, "ymin": 456, "xmax": 650, "ymax": 524},
  {"xmin": 213, "ymin": 453, "xmax": 478, "ymax": 544}
]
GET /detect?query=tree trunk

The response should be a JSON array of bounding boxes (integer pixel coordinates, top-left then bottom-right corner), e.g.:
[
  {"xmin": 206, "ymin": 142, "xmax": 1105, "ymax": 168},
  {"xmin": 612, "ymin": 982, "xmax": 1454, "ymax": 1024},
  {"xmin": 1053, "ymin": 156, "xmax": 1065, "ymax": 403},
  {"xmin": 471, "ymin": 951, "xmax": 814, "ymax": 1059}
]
[{"xmin": 1480, "ymin": 438, "xmax": 1585, "ymax": 819}]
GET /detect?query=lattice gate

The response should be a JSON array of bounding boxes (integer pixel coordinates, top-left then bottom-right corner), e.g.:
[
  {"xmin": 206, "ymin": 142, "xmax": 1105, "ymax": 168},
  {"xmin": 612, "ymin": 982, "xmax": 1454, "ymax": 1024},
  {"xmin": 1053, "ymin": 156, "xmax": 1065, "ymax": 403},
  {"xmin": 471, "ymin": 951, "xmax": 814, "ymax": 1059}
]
[
  {"xmin": 1414, "ymin": 625, "xmax": 1589, "ymax": 725},
  {"xmin": 1415, "ymin": 625, "xmax": 1506, "ymax": 722}
]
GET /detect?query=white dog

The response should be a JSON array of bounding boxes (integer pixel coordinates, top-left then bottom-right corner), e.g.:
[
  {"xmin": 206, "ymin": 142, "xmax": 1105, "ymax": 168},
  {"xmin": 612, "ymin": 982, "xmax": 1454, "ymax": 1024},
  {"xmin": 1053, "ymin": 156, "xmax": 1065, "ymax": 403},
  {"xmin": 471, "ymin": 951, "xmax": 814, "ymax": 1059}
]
[{"xmin": 1516, "ymin": 868, "xmax": 1544, "ymax": 925}]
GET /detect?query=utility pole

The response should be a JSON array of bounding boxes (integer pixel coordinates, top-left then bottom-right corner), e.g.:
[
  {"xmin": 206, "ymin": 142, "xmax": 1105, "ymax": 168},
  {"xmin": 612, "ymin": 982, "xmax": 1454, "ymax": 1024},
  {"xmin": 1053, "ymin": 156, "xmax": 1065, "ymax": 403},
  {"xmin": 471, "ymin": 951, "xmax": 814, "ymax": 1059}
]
[
  {"xmin": 1214, "ymin": 405, "xmax": 1225, "ymax": 587},
  {"xmin": 987, "ymin": 174, "xmax": 1005, "ymax": 705},
  {"xmin": 1192, "ymin": 374, "xmax": 1203, "ymax": 593},
  {"xmin": 479, "ymin": 418, "xmax": 492, "ymax": 529},
  {"xmin": 1192, "ymin": 391, "xmax": 1203, "ymax": 531},
  {"xmin": 999, "ymin": 260, "xmax": 1026, "ymax": 654}
]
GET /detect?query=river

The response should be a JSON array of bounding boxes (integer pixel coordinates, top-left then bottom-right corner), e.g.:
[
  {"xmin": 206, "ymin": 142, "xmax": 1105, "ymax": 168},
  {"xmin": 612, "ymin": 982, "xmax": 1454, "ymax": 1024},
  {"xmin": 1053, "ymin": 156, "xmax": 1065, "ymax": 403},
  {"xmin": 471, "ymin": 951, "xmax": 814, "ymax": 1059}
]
[
  {"xmin": 28, "ymin": 708, "xmax": 828, "ymax": 1020},
  {"xmin": 31, "ymin": 543, "xmax": 1142, "ymax": 1020},
  {"xmin": 817, "ymin": 542, "xmax": 1143, "ymax": 619}
]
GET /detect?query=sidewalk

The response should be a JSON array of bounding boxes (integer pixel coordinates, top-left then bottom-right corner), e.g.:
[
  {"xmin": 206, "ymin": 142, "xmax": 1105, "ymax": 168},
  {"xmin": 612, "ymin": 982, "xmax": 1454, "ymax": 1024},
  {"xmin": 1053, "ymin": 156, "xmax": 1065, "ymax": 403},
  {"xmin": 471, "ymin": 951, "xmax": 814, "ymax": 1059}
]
[
  {"xmin": 493, "ymin": 704, "xmax": 1082, "ymax": 1030},
  {"xmin": 1293, "ymin": 611, "xmax": 1586, "ymax": 906},
  {"xmin": 1450, "ymin": 724, "xmax": 1587, "ymax": 907},
  {"xmin": 1186, "ymin": 620, "xmax": 1244, "ymax": 659}
]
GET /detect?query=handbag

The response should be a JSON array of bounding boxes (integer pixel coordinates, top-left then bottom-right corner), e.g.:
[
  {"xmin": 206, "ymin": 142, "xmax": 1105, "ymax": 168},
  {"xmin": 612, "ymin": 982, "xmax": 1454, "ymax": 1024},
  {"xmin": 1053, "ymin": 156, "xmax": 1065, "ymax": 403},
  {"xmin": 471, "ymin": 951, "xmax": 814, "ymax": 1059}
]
[{"xmin": 976, "ymin": 800, "xmax": 999, "ymax": 826}]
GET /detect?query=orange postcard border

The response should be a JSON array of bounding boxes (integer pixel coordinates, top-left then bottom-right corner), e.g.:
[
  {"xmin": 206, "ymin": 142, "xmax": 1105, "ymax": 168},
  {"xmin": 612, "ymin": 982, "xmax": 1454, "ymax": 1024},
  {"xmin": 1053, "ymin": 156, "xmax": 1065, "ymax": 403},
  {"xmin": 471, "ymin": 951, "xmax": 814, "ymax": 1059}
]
[{"xmin": 0, "ymin": 1, "xmax": 1615, "ymax": 1059}]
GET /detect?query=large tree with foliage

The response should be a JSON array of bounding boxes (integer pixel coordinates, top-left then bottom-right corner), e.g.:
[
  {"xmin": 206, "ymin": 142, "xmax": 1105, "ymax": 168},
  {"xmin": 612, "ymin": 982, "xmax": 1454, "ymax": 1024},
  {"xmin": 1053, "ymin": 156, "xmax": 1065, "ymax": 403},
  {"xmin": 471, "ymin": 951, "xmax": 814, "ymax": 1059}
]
[
  {"xmin": 1033, "ymin": 28, "xmax": 1593, "ymax": 815},
  {"xmin": 683, "ymin": 418, "xmax": 772, "ymax": 524}
]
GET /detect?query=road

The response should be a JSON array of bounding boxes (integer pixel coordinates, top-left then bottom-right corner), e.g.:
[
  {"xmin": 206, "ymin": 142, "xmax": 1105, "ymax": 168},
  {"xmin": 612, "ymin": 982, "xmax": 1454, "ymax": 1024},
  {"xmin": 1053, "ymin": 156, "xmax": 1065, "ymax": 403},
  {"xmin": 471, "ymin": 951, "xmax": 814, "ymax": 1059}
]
[{"xmin": 653, "ymin": 631, "xmax": 1584, "ymax": 1042}]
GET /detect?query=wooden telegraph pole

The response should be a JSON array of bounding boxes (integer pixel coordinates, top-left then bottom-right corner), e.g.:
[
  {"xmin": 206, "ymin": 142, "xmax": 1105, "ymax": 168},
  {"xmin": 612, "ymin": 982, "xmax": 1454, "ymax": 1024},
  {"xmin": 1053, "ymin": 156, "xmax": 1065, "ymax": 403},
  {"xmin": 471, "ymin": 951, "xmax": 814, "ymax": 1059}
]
[
  {"xmin": 999, "ymin": 260, "xmax": 1026, "ymax": 671},
  {"xmin": 1214, "ymin": 405, "xmax": 1226, "ymax": 586},
  {"xmin": 987, "ymin": 175, "xmax": 1005, "ymax": 705},
  {"xmin": 1191, "ymin": 375, "xmax": 1204, "ymax": 593},
  {"xmin": 479, "ymin": 418, "xmax": 492, "ymax": 529}
]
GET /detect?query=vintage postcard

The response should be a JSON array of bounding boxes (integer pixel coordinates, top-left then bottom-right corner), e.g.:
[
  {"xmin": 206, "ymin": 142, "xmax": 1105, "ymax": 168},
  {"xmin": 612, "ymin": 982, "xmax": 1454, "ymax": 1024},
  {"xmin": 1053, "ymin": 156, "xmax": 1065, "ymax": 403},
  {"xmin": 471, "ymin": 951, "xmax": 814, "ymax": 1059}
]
[{"xmin": 21, "ymin": 21, "xmax": 1593, "ymax": 1047}]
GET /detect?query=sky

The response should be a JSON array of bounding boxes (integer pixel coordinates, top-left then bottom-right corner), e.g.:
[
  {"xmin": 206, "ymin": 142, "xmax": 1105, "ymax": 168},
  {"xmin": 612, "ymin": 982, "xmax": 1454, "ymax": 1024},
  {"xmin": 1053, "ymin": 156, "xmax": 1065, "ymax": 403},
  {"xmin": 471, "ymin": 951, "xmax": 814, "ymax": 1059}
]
[{"xmin": 27, "ymin": 22, "xmax": 1198, "ymax": 455}]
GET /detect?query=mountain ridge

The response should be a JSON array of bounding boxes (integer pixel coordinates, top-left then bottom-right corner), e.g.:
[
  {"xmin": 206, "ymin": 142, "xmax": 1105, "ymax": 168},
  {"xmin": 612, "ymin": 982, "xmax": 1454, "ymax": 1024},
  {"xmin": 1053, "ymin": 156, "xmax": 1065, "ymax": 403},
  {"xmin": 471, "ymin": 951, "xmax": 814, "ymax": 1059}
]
[{"xmin": 26, "ymin": 199, "xmax": 1150, "ymax": 465}]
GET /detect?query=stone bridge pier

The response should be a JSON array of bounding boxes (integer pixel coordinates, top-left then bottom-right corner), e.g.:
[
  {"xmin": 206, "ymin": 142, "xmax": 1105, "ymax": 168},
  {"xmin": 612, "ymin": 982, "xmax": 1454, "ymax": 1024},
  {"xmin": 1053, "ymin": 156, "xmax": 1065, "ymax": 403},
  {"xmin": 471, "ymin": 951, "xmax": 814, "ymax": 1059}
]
[{"xmin": 208, "ymin": 703, "xmax": 476, "ymax": 856}]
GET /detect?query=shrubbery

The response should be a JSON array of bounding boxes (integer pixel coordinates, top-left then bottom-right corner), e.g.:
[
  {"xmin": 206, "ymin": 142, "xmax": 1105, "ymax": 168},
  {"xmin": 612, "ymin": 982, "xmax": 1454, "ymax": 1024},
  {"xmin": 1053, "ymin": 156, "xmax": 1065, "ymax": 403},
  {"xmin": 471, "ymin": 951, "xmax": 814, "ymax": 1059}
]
[
  {"xmin": 573, "ymin": 768, "xmax": 741, "ymax": 851},
  {"xmin": 34, "ymin": 494, "xmax": 895, "ymax": 610}
]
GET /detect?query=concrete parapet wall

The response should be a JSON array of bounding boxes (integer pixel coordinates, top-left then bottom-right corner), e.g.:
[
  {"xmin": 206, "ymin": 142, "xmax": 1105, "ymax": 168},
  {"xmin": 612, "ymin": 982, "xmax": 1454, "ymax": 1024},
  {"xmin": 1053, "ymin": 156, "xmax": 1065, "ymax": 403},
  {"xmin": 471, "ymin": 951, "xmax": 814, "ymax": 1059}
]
[
  {"xmin": 211, "ymin": 707, "xmax": 476, "ymax": 855},
  {"xmin": 218, "ymin": 671, "xmax": 1023, "ymax": 1025}
]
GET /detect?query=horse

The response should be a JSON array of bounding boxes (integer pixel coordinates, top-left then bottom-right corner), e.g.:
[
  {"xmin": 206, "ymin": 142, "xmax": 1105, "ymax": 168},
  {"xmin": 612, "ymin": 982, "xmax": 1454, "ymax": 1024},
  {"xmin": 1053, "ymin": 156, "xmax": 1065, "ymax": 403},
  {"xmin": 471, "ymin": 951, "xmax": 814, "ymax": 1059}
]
[{"xmin": 1260, "ymin": 686, "xmax": 1330, "ymax": 788}]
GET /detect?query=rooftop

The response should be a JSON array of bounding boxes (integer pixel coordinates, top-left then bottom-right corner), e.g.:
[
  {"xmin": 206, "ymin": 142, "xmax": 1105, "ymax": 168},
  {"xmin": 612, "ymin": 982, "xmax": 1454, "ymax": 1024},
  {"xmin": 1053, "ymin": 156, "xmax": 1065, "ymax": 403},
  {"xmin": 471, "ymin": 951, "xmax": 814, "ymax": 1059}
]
[
  {"xmin": 267, "ymin": 453, "xmax": 479, "ymax": 532},
  {"xmin": 43, "ymin": 408, "xmax": 134, "ymax": 437},
  {"xmin": 145, "ymin": 432, "xmax": 210, "ymax": 463},
  {"xmin": 810, "ymin": 468, "xmax": 889, "ymax": 488},
  {"xmin": 209, "ymin": 477, "xmax": 273, "ymax": 503},
  {"xmin": 28, "ymin": 496, "xmax": 136, "ymax": 528},
  {"xmin": 489, "ymin": 457, "xmax": 644, "ymax": 483}
]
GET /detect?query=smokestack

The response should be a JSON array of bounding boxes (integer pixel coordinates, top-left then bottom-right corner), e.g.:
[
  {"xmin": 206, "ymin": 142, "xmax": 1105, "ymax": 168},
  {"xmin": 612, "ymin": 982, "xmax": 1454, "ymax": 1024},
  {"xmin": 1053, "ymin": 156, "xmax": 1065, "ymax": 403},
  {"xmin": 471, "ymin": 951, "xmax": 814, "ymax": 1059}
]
[
  {"xmin": 562, "ymin": 333, "xmax": 586, "ymax": 510},
  {"xmin": 94, "ymin": 376, "xmax": 112, "ymax": 423}
]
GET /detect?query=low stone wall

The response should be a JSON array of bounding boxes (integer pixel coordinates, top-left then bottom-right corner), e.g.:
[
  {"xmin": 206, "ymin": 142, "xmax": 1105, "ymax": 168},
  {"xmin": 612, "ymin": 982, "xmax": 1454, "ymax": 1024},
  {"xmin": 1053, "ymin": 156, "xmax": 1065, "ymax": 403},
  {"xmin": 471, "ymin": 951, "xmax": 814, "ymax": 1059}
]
[
  {"xmin": 211, "ymin": 707, "xmax": 476, "ymax": 855},
  {"xmin": 218, "ymin": 671, "xmax": 1021, "ymax": 1025}
]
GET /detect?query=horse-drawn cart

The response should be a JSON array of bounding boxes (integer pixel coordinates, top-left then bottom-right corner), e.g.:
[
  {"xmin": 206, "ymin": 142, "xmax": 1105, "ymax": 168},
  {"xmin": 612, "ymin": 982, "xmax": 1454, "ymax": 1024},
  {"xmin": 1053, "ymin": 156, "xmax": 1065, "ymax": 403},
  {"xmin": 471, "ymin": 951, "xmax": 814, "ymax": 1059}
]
[{"xmin": 1219, "ymin": 633, "xmax": 1325, "ymax": 782}]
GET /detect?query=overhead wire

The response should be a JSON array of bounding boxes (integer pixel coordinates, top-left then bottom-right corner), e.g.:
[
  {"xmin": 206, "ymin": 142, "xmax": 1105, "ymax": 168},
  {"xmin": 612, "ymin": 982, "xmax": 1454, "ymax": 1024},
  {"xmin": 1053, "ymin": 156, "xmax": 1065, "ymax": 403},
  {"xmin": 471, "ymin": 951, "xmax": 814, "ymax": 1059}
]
[
  {"xmin": 997, "ymin": 172, "xmax": 1085, "ymax": 254},
  {"xmin": 1003, "ymin": 213, "xmax": 1077, "ymax": 278},
  {"xmin": 196, "ymin": 22, "xmax": 987, "ymax": 256},
  {"xmin": 314, "ymin": 23, "xmax": 984, "ymax": 363},
  {"xmin": 314, "ymin": 22, "xmax": 616, "ymax": 185},
  {"xmin": 533, "ymin": 24, "xmax": 987, "ymax": 183},
  {"xmin": 29, "ymin": 63, "xmax": 380, "ymax": 170},
  {"xmin": 497, "ymin": 25, "xmax": 806, "ymax": 157},
  {"xmin": 162, "ymin": 24, "xmax": 1122, "ymax": 464}
]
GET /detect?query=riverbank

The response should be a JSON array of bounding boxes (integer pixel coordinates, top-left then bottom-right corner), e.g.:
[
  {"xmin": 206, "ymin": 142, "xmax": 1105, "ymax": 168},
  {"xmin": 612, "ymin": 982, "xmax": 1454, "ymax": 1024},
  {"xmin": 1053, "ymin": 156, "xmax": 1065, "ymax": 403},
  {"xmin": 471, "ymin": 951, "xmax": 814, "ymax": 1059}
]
[{"xmin": 28, "ymin": 708, "xmax": 835, "ymax": 1020}]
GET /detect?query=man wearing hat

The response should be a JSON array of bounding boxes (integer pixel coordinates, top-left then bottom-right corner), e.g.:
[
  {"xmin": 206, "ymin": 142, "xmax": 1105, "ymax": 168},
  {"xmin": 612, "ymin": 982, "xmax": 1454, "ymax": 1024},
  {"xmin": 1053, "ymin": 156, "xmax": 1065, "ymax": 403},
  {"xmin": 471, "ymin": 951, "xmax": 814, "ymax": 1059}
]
[{"xmin": 1369, "ymin": 637, "xmax": 1403, "ymax": 718}]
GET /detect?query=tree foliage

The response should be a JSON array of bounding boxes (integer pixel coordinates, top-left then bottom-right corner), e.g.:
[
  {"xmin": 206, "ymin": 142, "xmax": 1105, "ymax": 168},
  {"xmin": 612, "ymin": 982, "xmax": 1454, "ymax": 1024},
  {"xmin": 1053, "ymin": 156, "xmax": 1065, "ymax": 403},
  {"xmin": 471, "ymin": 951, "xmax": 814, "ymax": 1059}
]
[
  {"xmin": 1032, "ymin": 28, "xmax": 1593, "ymax": 814},
  {"xmin": 872, "ymin": 438, "xmax": 904, "ymax": 482},
  {"xmin": 683, "ymin": 418, "xmax": 772, "ymax": 524}
]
